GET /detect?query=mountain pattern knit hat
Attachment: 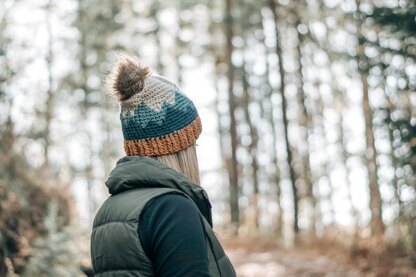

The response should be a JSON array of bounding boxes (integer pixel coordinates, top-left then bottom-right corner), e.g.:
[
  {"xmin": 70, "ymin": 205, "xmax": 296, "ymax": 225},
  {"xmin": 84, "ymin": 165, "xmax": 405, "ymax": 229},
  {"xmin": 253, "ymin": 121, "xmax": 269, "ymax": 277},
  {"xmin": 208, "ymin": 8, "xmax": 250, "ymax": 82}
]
[{"xmin": 105, "ymin": 54, "xmax": 202, "ymax": 156}]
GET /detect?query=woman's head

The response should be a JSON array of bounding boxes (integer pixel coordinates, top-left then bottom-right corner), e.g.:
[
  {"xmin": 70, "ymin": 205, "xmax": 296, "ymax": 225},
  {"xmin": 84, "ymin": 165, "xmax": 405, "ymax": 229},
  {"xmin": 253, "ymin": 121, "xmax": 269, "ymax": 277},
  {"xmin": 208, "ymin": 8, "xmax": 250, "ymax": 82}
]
[{"xmin": 105, "ymin": 53, "xmax": 202, "ymax": 184}]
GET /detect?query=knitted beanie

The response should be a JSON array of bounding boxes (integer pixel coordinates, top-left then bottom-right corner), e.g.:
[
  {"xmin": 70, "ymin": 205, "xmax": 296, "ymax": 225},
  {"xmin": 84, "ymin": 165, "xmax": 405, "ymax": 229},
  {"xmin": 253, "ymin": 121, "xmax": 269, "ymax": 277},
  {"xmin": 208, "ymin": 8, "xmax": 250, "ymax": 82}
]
[{"xmin": 105, "ymin": 54, "xmax": 202, "ymax": 156}]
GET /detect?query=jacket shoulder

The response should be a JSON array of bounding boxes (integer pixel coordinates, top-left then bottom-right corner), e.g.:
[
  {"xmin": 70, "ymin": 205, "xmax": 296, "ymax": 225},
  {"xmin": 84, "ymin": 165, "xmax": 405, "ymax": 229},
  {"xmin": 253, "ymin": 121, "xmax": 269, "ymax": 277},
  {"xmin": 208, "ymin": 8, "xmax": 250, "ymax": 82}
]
[{"xmin": 93, "ymin": 187, "xmax": 181, "ymax": 228}]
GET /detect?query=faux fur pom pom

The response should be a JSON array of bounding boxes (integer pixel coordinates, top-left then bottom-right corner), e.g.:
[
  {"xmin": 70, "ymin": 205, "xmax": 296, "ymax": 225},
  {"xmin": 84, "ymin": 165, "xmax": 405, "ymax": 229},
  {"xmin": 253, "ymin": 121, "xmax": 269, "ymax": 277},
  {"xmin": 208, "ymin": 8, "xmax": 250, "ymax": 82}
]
[{"xmin": 105, "ymin": 54, "xmax": 151, "ymax": 102}]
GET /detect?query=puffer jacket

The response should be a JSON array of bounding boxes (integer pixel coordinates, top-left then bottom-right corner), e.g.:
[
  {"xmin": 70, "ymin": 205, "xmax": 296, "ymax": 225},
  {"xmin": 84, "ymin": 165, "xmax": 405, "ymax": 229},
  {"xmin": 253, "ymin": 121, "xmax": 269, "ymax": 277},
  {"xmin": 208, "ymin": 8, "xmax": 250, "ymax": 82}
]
[{"xmin": 91, "ymin": 156, "xmax": 236, "ymax": 277}]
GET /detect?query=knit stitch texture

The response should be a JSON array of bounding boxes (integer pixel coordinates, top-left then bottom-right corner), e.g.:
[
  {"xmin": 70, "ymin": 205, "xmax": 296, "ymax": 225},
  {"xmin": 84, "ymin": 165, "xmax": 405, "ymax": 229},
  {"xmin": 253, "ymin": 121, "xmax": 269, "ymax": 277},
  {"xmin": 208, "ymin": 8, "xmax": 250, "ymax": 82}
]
[{"xmin": 119, "ymin": 74, "xmax": 201, "ymax": 156}]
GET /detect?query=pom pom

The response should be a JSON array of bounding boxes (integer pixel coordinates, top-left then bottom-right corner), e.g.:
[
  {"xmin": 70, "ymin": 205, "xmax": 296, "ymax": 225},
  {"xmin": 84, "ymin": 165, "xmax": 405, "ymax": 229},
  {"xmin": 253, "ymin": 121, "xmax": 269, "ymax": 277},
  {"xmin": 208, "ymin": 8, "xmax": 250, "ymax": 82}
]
[{"xmin": 105, "ymin": 53, "xmax": 151, "ymax": 101}]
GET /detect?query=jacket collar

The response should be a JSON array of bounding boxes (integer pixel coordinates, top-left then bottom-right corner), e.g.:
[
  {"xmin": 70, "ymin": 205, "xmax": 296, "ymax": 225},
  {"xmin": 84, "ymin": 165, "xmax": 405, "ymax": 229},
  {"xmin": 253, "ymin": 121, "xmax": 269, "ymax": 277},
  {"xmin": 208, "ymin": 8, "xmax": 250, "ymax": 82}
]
[{"xmin": 106, "ymin": 156, "xmax": 213, "ymax": 226}]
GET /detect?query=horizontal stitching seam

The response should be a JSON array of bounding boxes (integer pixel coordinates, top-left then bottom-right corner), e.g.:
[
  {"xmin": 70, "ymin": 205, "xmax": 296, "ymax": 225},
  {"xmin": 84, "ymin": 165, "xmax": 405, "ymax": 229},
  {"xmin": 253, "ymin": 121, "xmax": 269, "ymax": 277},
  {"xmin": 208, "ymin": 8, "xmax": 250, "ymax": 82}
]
[
  {"xmin": 95, "ymin": 268, "xmax": 143, "ymax": 274},
  {"xmin": 93, "ymin": 220, "xmax": 137, "ymax": 229}
]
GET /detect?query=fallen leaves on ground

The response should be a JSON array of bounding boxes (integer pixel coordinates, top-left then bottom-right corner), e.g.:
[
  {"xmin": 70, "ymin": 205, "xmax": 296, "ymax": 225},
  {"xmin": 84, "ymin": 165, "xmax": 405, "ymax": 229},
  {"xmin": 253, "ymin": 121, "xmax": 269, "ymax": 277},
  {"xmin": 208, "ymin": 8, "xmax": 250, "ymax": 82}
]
[{"xmin": 222, "ymin": 237, "xmax": 416, "ymax": 277}]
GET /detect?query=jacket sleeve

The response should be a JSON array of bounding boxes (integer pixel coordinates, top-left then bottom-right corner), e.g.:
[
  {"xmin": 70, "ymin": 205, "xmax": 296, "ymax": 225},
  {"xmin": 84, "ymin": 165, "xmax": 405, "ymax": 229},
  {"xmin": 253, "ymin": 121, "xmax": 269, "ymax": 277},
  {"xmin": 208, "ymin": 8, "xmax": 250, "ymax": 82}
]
[{"xmin": 139, "ymin": 193, "xmax": 210, "ymax": 277}]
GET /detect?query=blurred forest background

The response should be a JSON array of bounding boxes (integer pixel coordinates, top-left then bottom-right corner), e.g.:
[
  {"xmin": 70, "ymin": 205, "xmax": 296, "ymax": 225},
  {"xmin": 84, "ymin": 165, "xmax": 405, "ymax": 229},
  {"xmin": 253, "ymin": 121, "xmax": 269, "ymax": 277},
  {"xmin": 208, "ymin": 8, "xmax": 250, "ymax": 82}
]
[{"xmin": 0, "ymin": 0, "xmax": 415, "ymax": 276}]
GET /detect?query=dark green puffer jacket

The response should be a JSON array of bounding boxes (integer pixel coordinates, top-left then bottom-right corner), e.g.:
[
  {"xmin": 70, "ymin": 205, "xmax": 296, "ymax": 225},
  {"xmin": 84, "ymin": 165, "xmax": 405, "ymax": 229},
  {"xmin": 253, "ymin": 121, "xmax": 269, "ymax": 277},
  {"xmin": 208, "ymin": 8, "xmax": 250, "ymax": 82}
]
[{"xmin": 91, "ymin": 156, "xmax": 236, "ymax": 277}]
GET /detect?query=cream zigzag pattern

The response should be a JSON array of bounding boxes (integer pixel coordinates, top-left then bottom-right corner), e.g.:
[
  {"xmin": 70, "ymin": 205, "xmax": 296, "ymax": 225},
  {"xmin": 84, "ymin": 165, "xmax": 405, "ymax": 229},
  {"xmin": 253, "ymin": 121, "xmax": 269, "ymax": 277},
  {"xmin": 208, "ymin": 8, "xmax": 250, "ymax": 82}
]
[{"xmin": 121, "ymin": 75, "xmax": 177, "ymax": 115}]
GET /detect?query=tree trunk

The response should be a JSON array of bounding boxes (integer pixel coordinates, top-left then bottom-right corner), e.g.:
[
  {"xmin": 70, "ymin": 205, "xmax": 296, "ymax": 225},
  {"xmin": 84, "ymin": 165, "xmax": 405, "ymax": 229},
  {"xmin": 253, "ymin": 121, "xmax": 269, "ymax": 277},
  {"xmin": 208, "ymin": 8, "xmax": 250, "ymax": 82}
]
[
  {"xmin": 77, "ymin": 0, "xmax": 96, "ymax": 225},
  {"xmin": 175, "ymin": 8, "xmax": 184, "ymax": 87},
  {"xmin": 355, "ymin": 0, "xmax": 384, "ymax": 235},
  {"xmin": 43, "ymin": 0, "xmax": 54, "ymax": 168},
  {"xmin": 293, "ymin": 4, "xmax": 316, "ymax": 234},
  {"xmin": 260, "ymin": 15, "xmax": 283, "ymax": 237},
  {"xmin": 214, "ymin": 58, "xmax": 230, "ymax": 227},
  {"xmin": 269, "ymin": 0, "xmax": 299, "ymax": 234},
  {"xmin": 242, "ymin": 61, "xmax": 260, "ymax": 231},
  {"xmin": 225, "ymin": 0, "xmax": 240, "ymax": 230}
]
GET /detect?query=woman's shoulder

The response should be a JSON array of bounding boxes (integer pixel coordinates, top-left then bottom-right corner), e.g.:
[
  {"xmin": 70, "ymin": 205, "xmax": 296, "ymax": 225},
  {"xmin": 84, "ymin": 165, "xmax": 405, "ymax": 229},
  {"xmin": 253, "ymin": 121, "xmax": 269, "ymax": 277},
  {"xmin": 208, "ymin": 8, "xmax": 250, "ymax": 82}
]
[{"xmin": 144, "ymin": 193, "xmax": 197, "ymax": 217}]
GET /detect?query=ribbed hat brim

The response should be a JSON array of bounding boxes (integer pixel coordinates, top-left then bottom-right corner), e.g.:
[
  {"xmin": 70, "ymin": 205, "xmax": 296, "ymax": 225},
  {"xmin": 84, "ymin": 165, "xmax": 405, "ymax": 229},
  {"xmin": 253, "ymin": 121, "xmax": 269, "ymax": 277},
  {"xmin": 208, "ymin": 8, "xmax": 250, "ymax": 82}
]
[{"xmin": 124, "ymin": 117, "xmax": 202, "ymax": 156}]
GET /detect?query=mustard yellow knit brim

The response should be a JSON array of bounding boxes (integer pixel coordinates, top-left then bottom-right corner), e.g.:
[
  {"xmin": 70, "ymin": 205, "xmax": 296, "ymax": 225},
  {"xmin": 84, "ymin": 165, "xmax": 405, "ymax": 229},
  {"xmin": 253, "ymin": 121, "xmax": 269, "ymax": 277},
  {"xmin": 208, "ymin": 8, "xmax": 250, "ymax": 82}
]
[{"xmin": 124, "ymin": 117, "xmax": 202, "ymax": 156}]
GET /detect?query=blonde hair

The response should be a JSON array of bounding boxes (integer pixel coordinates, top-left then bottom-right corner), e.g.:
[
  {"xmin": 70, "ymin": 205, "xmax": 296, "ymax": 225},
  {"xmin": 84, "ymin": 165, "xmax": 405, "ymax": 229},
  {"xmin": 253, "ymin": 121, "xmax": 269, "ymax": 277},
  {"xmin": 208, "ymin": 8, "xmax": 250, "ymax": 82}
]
[{"xmin": 154, "ymin": 144, "xmax": 200, "ymax": 185}]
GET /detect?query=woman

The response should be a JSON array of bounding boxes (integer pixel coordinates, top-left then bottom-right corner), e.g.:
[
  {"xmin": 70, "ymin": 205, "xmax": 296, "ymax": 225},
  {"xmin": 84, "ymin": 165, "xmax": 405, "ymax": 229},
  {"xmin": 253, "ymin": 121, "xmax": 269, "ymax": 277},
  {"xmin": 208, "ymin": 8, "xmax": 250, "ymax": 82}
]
[{"xmin": 90, "ymin": 54, "xmax": 236, "ymax": 277}]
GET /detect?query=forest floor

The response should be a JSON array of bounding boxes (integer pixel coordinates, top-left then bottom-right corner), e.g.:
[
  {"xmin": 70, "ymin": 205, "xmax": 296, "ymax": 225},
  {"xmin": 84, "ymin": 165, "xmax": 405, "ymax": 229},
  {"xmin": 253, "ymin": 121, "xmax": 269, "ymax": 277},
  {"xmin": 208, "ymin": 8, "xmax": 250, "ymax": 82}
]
[{"xmin": 223, "ymin": 237, "xmax": 416, "ymax": 277}]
